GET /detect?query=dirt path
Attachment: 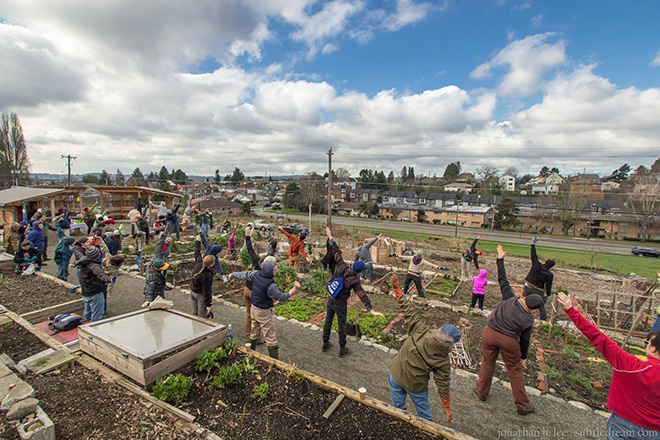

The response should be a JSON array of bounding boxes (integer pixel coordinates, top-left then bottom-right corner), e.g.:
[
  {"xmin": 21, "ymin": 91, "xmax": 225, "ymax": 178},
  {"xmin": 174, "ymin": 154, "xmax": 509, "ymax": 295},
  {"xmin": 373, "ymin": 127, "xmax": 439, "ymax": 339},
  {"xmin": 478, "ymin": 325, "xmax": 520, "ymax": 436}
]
[{"xmin": 39, "ymin": 238, "xmax": 609, "ymax": 440}]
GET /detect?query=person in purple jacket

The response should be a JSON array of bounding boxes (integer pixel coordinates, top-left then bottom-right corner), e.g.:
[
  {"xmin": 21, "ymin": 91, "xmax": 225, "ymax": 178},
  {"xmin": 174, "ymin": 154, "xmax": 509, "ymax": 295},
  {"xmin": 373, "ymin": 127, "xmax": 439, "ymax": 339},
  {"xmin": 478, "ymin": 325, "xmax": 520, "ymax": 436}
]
[{"xmin": 469, "ymin": 269, "xmax": 488, "ymax": 312}]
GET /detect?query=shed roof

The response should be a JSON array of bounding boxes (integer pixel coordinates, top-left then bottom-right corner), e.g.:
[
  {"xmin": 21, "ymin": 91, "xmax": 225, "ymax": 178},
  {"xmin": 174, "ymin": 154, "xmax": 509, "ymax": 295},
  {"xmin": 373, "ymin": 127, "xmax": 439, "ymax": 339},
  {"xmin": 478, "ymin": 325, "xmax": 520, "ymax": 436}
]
[{"xmin": 0, "ymin": 187, "xmax": 66, "ymax": 206}]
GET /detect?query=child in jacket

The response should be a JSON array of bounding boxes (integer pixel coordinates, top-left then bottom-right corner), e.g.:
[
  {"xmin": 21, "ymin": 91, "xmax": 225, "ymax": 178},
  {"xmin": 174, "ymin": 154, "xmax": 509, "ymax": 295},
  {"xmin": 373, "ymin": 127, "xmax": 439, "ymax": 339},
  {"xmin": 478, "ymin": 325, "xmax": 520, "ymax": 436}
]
[{"xmin": 469, "ymin": 269, "xmax": 488, "ymax": 312}]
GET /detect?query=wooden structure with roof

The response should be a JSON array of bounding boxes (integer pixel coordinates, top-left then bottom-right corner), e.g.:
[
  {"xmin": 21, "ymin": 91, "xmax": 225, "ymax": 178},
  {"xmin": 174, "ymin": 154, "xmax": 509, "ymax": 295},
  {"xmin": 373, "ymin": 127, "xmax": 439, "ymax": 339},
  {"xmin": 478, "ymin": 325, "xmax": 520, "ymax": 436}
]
[{"xmin": 0, "ymin": 186, "xmax": 182, "ymax": 225}]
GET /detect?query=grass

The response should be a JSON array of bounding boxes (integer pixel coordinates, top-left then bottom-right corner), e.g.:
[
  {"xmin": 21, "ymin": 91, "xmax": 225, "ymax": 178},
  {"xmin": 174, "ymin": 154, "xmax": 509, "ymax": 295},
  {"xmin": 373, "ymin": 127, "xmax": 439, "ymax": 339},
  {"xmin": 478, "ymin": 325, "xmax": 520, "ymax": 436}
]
[
  {"xmin": 274, "ymin": 298, "xmax": 325, "ymax": 322},
  {"xmin": 546, "ymin": 367, "xmax": 564, "ymax": 381},
  {"xmin": 566, "ymin": 374, "xmax": 594, "ymax": 390}
]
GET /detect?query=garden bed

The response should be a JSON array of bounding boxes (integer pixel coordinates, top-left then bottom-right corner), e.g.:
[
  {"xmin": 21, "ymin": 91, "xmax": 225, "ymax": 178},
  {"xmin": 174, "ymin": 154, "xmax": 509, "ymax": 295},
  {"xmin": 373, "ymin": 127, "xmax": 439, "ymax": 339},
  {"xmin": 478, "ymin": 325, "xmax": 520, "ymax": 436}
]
[
  {"xmin": 159, "ymin": 343, "xmax": 444, "ymax": 440},
  {"xmin": 0, "ymin": 269, "xmax": 81, "ymax": 314},
  {"xmin": 0, "ymin": 320, "xmax": 50, "ymax": 361}
]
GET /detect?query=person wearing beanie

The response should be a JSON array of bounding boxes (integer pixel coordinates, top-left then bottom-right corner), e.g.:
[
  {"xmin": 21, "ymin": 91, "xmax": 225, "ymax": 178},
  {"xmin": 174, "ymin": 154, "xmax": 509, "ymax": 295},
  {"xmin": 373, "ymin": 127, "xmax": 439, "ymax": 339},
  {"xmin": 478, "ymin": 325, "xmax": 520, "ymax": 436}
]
[
  {"xmin": 475, "ymin": 244, "xmax": 542, "ymax": 415},
  {"xmin": 73, "ymin": 245, "xmax": 116, "ymax": 322},
  {"xmin": 191, "ymin": 235, "xmax": 216, "ymax": 318},
  {"xmin": 25, "ymin": 221, "xmax": 45, "ymax": 253},
  {"xmin": 54, "ymin": 222, "xmax": 75, "ymax": 281},
  {"xmin": 388, "ymin": 274, "xmax": 457, "ymax": 422},
  {"xmin": 523, "ymin": 235, "xmax": 554, "ymax": 321},
  {"xmin": 354, "ymin": 234, "xmax": 382, "ymax": 284},
  {"xmin": 199, "ymin": 232, "xmax": 227, "ymax": 282},
  {"xmin": 103, "ymin": 230, "xmax": 123, "ymax": 256},
  {"xmin": 278, "ymin": 226, "xmax": 310, "ymax": 271},
  {"xmin": 469, "ymin": 269, "xmax": 488, "ymax": 312},
  {"xmin": 142, "ymin": 226, "xmax": 172, "ymax": 308},
  {"xmin": 557, "ymin": 292, "xmax": 660, "ymax": 437},
  {"xmin": 461, "ymin": 235, "xmax": 483, "ymax": 280},
  {"xmin": 165, "ymin": 201, "xmax": 181, "ymax": 239},
  {"xmin": 14, "ymin": 240, "xmax": 42, "ymax": 273},
  {"xmin": 322, "ymin": 231, "xmax": 383, "ymax": 358},
  {"xmin": 404, "ymin": 254, "xmax": 432, "ymax": 298},
  {"xmin": 230, "ymin": 256, "xmax": 301, "ymax": 360}
]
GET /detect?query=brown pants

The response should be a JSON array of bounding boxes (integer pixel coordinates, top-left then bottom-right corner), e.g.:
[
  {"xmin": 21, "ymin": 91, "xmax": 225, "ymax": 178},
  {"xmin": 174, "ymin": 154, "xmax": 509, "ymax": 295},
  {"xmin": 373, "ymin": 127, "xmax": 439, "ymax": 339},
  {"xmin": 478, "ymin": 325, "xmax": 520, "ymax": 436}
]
[
  {"xmin": 476, "ymin": 325, "xmax": 530, "ymax": 408},
  {"xmin": 250, "ymin": 306, "xmax": 277, "ymax": 346},
  {"xmin": 288, "ymin": 254, "xmax": 300, "ymax": 271},
  {"xmin": 244, "ymin": 287, "xmax": 252, "ymax": 337}
]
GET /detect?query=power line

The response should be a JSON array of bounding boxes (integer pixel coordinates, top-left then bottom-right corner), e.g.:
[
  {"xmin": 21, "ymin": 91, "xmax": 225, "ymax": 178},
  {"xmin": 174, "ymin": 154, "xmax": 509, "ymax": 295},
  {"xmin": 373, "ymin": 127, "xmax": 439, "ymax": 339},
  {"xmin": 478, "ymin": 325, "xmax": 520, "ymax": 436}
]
[{"xmin": 60, "ymin": 155, "xmax": 77, "ymax": 187}]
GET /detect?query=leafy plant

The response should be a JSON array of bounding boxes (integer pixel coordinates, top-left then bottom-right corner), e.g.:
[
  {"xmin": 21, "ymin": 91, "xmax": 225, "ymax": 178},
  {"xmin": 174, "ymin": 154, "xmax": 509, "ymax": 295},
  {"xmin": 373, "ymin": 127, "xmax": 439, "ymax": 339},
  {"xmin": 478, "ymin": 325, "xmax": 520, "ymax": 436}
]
[
  {"xmin": 302, "ymin": 269, "xmax": 329, "ymax": 296},
  {"xmin": 195, "ymin": 347, "xmax": 228, "ymax": 372},
  {"xmin": 560, "ymin": 345, "xmax": 580, "ymax": 358},
  {"xmin": 225, "ymin": 338, "xmax": 239, "ymax": 355},
  {"xmin": 213, "ymin": 363, "xmax": 243, "ymax": 388},
  {"xmin": 274, "ymin": 262, "xmax": 298, "ymax": 291},
  {"xmin": 241, "ymin": 356, "xmax": 259, "ymax": 374},
  {"xmin": 253, "ymin": 382, "xmax": 269, "ymax": 400},
  {"xmin": 151, "ymin": 373, "xmax": 193, "ymax": 403},
  {"xmin": 274, "ymin": 298, "xmax": 325, "ymax": 322},
  {"xmin": 239, "ymin": 248, "xmax": 252, "ymax": 270},
  {"xmin": 546, "ymin": 367, "xmax": 563, "ymax": 381},
  {"xmin": 286, "ymin": 365, "xmax": 305, "ymax": 382}
]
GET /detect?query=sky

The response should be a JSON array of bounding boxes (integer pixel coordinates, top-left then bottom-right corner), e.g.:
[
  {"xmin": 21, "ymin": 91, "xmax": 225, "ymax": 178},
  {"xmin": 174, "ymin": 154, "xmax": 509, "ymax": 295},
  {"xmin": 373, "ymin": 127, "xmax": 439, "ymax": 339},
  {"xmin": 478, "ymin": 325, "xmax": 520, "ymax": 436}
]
[{"xmin": 1, "ymin": 0, "xmax": 660, "ymax": 179}]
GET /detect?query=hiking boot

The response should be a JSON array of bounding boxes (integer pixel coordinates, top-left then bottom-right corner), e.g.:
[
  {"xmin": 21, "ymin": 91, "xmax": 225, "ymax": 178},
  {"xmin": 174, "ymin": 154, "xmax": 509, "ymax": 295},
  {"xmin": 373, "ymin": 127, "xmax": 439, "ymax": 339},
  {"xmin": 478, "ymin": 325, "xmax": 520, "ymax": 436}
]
[
  {"xmin": 249, "ymin": 338, "xmax": 258, "ymax": 351},
  {"xmin": 473, "ymin": 388, "xmax": 487, "ymax": 402},
  {"xmin": 322, "ymin": 341, "xmax": 333, "ymax": 352},
  {"xmin": 267, "ymin": 345, "xmax": 279, "ymax": 360},
  {"xmin": 517, "ymin": 405, "xmax": 535, "ymax": 415},
  {"xmin": 339, "ymin": 345, "xmax": 350, "ymax": 358}
]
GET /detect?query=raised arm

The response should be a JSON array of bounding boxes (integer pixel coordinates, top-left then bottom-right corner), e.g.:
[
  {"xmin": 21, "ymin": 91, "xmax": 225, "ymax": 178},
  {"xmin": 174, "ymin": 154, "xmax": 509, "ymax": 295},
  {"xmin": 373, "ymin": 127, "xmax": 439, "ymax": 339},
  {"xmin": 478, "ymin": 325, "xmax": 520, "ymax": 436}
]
[
  {"xmin": 365, "ymin": 235, "xmax": 381, "ymax": 249},
  {"xmin": 391, "ymin": 275, "xmax": 425, "ymax": 335},
  {"xmin": 530, "ymin": 244, "xmax": 539, "ymax": 266},
  {"xmin": 496, "ymin": 245, "xmax": 516, "ymax": 300},
  {"xmin": 56, "ymin": 223, "xmax": 65, "ymax": 240},
  {"xmin": 194, "ymin": 237, "xmax": 202, "ymax": 263},
  {"xmin": 279, "ymin": 226, "xmax": 295, "ymax": 241},
  {"xmin": 230, "ymin": 226, "xmax": 237, "ymax": 239},
  {"xmin": 199, "ymin": 232, "xmax": 211, "ymax": 253},
  {"xmin": 245, "ymin": 235, "xmax": 260, "ymax": 267},
  {"xmin": 153, "ymin": 225, "xmax": 171, "ymax": 260}
]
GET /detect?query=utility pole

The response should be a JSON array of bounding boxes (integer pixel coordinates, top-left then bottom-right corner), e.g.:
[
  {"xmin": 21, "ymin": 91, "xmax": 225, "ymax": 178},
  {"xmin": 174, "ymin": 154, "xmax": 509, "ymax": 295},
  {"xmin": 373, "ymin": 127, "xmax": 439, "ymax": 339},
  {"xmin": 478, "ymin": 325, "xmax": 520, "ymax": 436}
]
[
  {"xmin": 61, "ymin": 155, "xmax": 77, "ymax": 187},
  {"xmin": 327, "ymin": 148, "xmax": 333, "ymax": 227},
  {"xmin": 454, "ymin": 205, "xmax": 459, "ymax": 237},
  {"xmin": 491, "ymin": 195, "xmax": 497, "ymax": 231}
]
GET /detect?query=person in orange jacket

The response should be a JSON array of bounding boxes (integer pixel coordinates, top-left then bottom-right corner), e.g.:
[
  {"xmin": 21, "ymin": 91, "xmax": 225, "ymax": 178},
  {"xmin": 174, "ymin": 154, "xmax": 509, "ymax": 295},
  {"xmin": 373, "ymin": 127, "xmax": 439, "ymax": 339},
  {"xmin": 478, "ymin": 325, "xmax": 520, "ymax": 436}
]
[{"xmin": 278, "ymin": 226, "xmax": 310, "ymax": 271}]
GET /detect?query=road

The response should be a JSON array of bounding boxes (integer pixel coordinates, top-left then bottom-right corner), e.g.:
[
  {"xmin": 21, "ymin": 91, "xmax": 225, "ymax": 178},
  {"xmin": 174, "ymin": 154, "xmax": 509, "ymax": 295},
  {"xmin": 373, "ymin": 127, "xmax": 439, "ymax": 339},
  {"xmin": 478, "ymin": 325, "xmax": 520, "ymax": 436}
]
[{"xmin": 258, "ymin": 210, "xmax": 645, "ymax": 255}]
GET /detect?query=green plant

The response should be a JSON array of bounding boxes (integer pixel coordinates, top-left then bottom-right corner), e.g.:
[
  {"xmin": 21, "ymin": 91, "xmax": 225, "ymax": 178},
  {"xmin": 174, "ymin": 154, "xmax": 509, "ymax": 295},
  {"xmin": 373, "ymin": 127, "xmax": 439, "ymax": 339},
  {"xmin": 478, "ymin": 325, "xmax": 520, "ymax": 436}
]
[
  {"xmin": 274, "ymin": 262, "xmax": 298, "ymax": 291},
  {"xmin": 560, "ymin": 388, "xmax": 580, "ymax": 401},
  {"xmin": 567, "ymin": 374, "xmax": 593, "ymax": 390},
  {"xmin": 151, "ymin": 373, "xmax": 193, "ymax": 403},
  {"xmin": 195, "ymin": 347, "xmax": 228, "ymax": 372},
  {"xmin": 560, "ymin": 345, "xmax": 580, "ymax": 358},
  {"xmin": 302, "ymin": 269, "xmax": 329, "ymax": 296},
  {"xmin": 241, "ymin": 356, "xmax": 259, "ymax": 374},
  {"xmin": 225, "ymin": 338, "xmax": 239, "ymax": 354},
  {"xmin": 213, "ymin": 363, "xmax": 243, "ymax": 388},
  {"xmin": 546, "ymin": 367, "xmax": 563, "ymax": 381},
  {"xmin": 253, "ymin": 382, "xmax": 269, "ymax": 400},
  {"xmin": 274, "ymin": 298, "xmax": 325, "ymax": 322},
  {"xmin": 239, "ymin": 248, "xmax": 251, "ymax": 270},
  {"xmin": 286, "ymin": 365, "xmax": 305, "ymax": 381}
]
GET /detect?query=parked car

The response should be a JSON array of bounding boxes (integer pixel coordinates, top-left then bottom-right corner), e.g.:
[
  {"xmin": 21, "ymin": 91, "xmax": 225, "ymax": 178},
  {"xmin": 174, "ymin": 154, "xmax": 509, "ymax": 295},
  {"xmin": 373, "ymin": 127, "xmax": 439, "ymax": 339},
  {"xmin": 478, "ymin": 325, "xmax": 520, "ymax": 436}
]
[
  {"xmin": 271, "ymin": 202, "xmax": 282, "ymax": 210},
  {"xmin": 631, "ymin": 246, "xmax": 660, "ymax": 257},
  {"xmin": 281, "ymin": 223, "xmax": 309, "ymax": 236},
  {"xmin": 263, "ymin": 202, "xmax": 272, "ymax": 207},
  {"xmin": 253, "ymin": 219, "xmax": 274, "ymax": 231}
]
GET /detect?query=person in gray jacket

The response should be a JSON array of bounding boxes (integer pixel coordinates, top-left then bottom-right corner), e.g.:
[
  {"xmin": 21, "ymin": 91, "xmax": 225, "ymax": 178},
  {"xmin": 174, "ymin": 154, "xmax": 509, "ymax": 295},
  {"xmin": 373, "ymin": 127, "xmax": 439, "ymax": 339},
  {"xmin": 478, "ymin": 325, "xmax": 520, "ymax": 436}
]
[
  {"xmin": 230, "ymin": 257, "xmax": 300, "ymax": 360},
  {"xmin": 354, "ymin": 234, "xmax": 382, "ymax": 284}
]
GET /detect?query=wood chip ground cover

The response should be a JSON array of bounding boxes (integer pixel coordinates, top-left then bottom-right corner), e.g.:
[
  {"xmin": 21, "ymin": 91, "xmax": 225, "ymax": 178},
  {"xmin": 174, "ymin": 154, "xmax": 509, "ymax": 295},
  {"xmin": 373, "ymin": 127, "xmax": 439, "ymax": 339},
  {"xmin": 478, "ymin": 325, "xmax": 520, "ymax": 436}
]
[
  {"xmin": 174, "ymin": 351, "xmax": 442, "ymax": 440},
  {"xmin": 0, "ymin": 269, "xmax": 80, "ymax": 314}
]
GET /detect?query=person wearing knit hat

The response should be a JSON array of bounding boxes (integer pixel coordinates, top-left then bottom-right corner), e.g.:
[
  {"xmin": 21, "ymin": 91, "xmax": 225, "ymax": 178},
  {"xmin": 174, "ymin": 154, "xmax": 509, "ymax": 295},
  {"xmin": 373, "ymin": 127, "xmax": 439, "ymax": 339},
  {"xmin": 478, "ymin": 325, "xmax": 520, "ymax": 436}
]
[
  {"xmin": 142, "ymin": 226, "xmax": 173, "ymax": 308},
  {"xmin": 403, "ymin": 254, "xmax": 432, "ymax": 298},
  {"xmin": 229, "ymin": 256, "xmax": 301, "ymax": 360},
  {"xmin": 322, "ymin": 230, "xmax": 383, "ymax": 358},
  {"xmin": 54, "ymin": 221, "xmax": 75, "ymax": 281},
  {"xmin": 190, "ymin": 234, "xmax": 216, "ymax": 318},
  {"xmin": 13, "ymin": 240, "xmax": 42, "ymax": 273},
  {"xmin": 523, "ymin": 235, "xmax": 555, "ymax": 321},
  {"xmin": 475, "ymin": 244, "xmax": 541, "ymax": 415},
  {"xmin": 73, "ymin": 245, "xmax": 116, "ymax": 322},
  {"xmin": 388, "ymin": 274, "xmax": 457, "ymax": 423}
]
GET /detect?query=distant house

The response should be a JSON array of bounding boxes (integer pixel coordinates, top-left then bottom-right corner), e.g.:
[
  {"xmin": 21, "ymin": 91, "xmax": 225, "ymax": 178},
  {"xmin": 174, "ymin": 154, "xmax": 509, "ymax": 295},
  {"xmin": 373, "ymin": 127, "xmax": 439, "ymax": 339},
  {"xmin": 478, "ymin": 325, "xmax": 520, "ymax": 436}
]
[
  {"xmin": 456, "ymin": 173, "xmax": 474, "ymax": 182},
  {"xmin": 531, "ymin": 183, "xmax": 559, "ymax": 195},
  {"xmin": 545, "ymin": 172, "xmax": 564, "ymax": 185},
  {"xmin": 334, "ymin": 201, "xmax": 360, "ymax": 217},
  {"xmin": 198, "ymin": 199, "xmax": 242, "ymax": 216},
  {"xmin": 499, "ymin": 175, "xmax": 516, "ymax": 192},
  {"xmin": 444, "ymin": 182, "xmax": 473, "ymax": 193},
  {"xmin": 427, "ymin": 205, "xmax": 492, "ymax": 228}
]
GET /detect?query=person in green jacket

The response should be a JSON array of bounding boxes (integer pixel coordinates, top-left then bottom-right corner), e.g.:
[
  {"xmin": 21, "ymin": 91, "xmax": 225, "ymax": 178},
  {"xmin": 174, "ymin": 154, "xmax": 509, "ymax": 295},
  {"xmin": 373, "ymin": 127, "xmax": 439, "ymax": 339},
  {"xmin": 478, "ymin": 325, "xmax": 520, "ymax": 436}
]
[
  {"xmin": 388, "ymin": 274, "xmax": 460, "ymax": 423},
  {"xmin": 54, "ymin": 222, "xmax": 75, "ymax": 281}
]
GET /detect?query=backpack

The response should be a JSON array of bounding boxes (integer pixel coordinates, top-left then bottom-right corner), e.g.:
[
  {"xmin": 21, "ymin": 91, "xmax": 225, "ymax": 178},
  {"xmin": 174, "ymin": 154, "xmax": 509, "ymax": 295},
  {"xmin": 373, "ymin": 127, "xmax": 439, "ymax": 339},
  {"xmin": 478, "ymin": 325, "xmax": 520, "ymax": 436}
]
[
  {"xmin": 326, "ymin": 278, "xmax": 344, "ymax": 300},
  {"xmin": 48, "ymin": 312, "xmax": 84, "ymax": 334}
]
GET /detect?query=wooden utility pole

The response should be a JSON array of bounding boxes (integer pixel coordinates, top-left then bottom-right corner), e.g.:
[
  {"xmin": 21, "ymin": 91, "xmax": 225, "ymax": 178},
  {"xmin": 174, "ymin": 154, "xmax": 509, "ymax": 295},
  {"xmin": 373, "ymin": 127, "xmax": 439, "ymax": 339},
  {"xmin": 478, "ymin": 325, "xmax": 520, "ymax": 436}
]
[
  {"xmin": 61, "ymin": 154, "xmax": 77, "ymax": 187},
  {"xmin": 327, "ymin": 148, "xmax": 333, "ymax": 227},
  {"xmin": 491, "ymin": 195, "xmax": 497, "ymax": 231}
]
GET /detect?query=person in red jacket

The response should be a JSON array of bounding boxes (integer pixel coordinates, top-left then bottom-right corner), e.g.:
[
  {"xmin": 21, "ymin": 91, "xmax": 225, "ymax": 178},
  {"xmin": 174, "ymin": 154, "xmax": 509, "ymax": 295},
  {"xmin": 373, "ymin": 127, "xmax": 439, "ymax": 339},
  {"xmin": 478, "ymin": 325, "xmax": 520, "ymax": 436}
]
[
  {"xmin": 557, "ymin": 292, "xmax": 660, "ymax": 438},
  {"xmin": 278, "ymin": 226, "xmax": 310, "ymax": 271}
]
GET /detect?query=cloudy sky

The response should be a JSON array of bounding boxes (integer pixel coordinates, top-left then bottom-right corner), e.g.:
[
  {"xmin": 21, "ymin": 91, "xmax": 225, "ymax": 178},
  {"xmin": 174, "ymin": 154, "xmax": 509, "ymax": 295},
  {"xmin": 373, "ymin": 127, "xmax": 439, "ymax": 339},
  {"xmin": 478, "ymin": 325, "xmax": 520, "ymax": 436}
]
[{"xmin": 1, "ymin": 0, "xmax": 659, "ymax": 178}]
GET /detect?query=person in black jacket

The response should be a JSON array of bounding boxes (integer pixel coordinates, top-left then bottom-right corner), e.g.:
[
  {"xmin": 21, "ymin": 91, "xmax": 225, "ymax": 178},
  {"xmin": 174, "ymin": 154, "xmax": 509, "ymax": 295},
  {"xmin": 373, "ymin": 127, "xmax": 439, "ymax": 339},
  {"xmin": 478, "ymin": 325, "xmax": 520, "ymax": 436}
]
[
  {"xmin": 461, "ymin": 235, "xmax": 482, "ymax": 280},
  {"xmin": 74, "ymin": 246, "xmax": 115, "ymax": 321},
  {"xmin": 13, "ymin": 240, "xmax": 42, "ymax": 273},
  {"xmin": 322, "ymin": 227, "xmax": 383, "ymax": 358},
  {"xmin": 320, "ymin": 227, "xmax": 340, "ymax": 277},
  {"xmin": 242, "ymin": 226, "xmax": 262, "ymax": 337},
  {"xmin": 523, "ymin": 236, "xmax": 554, "ymax": 321},
  {"xmin": 475, "ymin": 244, "xmax": 543, "ymax": 415},
  {"xmin": 190, "ymin": 236, "xmax": 215, "ymax": 318}
]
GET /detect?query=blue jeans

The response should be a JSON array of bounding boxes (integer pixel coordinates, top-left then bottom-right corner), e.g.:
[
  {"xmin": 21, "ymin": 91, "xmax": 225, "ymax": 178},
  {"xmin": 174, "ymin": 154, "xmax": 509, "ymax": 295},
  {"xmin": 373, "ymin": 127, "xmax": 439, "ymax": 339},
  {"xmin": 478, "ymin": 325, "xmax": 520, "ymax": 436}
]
[
  {"xmin": 607, "ymin": 413, "xmax": 660, "ymax": 440},
  {"xmin": 388, "ymin": 372, "xmax": 433, "ymax": 421},
  {"xmin": 202, "ymin": 224, "xmax": 209, "ymax": 236},
  {"xmin": 83, "ymin": 292, "xmax": 105, "ymax": 322},
  {"xmin": 135, "ymin": 250, "xmax": 143, "ymax": 270},
  {"xmin": 57, "ymin": 262, "xmax": 69, "ymax": 281},
  {"xmin": 362, "ymin": 262, "xmax": 374, "ymax": 281}
]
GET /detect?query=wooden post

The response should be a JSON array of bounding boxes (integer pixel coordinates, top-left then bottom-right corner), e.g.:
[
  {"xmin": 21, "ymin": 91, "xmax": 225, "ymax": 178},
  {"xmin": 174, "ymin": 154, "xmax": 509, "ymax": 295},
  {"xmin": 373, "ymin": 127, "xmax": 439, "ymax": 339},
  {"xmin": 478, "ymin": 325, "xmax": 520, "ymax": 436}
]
[
  {"xmin": 596, "ymin": 290, "xmax": 601, "ymax": 326},
  {"xmin": 78, "ymin": 190, "xmax": 84, "ymax": 214},
  {"xmin": 614, "ymin": 292, "xmax": 618, "ymax": 331}
]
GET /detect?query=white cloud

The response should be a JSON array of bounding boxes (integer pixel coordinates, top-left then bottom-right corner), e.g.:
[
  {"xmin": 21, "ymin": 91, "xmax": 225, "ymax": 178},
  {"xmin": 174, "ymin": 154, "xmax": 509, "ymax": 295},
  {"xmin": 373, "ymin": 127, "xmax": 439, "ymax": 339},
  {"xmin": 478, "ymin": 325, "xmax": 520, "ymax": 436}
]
[
  {"xmin": 652, "ymin": 49, "xmax": 660, "ymax": 67},
  {"xmin": 381, "ymin": 0, "xmax": 435, "ymax": 31},
  {"xmin": 322, "ymin": 43, "xmax": 339, "ymax": 55},
  {"xmin": 470, "ymin": 33, "xmax": 567, "ymax": 97}
]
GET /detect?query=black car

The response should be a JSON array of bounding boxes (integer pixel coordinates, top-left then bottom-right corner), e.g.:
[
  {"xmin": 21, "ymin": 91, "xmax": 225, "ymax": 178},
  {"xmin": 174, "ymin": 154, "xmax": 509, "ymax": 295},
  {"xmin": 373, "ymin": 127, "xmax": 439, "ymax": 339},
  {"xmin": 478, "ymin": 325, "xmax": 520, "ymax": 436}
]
[
  {"xmin": 281, "ymin": 223, "xmax": 309, "ymax": 236},
  {"xmin": 631, "ymin": 246, "xmax": 660, "ymax": 257}
]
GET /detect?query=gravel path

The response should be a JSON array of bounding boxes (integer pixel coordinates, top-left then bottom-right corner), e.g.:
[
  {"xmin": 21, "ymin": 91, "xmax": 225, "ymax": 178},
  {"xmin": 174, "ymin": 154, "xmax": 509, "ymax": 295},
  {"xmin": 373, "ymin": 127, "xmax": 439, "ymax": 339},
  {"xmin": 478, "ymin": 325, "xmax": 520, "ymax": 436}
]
[{"xmin": 39, "ymin": 230, "xmax": 610, "ymax": 440}]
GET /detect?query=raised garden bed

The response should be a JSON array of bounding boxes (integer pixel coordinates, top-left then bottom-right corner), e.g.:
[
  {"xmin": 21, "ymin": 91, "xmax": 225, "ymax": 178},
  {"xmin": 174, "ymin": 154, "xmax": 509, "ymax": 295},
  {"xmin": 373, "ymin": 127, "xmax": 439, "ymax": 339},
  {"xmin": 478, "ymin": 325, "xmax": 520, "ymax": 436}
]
[
  {"xmin": 0, "ymin": 321, "xmax": 50, "ymax": 361},
  {"xmin": 0, "ymin": 269, "xmax": 81, "ymax": 315}
]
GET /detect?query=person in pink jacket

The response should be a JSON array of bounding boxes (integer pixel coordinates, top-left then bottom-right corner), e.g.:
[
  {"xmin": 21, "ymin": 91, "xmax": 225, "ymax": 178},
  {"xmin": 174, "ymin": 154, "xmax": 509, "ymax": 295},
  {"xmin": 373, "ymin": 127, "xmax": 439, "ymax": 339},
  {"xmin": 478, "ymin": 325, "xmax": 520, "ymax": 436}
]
[
  {"xmin": 557, "ymin": 292, "xmax": 660, "ymax": 439},
  {"xmin": 469, "ymin": 269, "xmax": 488, "ymax": 312},
  {"xmin": 226, "ymin": 226, "xmax": 237, "ymax": 259}
]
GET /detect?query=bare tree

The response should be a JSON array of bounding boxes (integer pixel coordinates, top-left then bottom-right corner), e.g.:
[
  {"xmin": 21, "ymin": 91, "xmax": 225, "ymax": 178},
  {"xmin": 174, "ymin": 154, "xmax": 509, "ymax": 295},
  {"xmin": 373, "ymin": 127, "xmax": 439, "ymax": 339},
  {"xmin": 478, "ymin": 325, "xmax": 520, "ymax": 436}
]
[
  {"xmin": 298, "ymin": 172, "xmax": 326, "ymax": 212},
  {"xmin": 627, "ymin": 176, "xmax": 660, "ymax": 241},
  {"xmin": 335, "ymin": 167, "xmax": 351, "ymax": 181},
  {"xmin": 475, "ymin": 166, "xmax": 499, "ymax": 181},
  {"xmin": 502, "ymin": 166, "xmax": 518, "ymax": 177},
  {"xmin": 0, "ymin": 112, "xmax": 30, "ymax": 188},
  {"xmin": 555, "ymin": 181, "xmax": 587, "ymax": 235}
]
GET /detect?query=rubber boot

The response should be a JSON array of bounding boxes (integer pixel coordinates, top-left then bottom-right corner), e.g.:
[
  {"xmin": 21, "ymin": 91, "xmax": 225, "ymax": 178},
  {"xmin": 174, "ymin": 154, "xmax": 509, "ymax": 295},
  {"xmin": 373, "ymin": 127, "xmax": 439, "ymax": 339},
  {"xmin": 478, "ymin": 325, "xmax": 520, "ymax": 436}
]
[
  {"xmin": 249, "ymin": 338, "xmax": 257, "ymax": 351},
  {"xmin": 267, "ymin": 345, "xmax": 279, "ymax": 360}
]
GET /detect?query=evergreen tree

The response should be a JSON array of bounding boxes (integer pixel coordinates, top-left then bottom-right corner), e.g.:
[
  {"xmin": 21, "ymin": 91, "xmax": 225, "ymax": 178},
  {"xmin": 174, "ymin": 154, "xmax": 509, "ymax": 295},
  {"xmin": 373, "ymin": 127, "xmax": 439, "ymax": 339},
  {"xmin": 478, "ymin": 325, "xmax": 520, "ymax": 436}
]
[
  {"xmin": 170, "ymin": 169, "xmax": 188, "ymax": 184},
  {"xmin": 407, "ymin": 166, "xmax": 415, "ymax": 181},
  {"xmin": 99, "ymin": 169, "xmax": 111, "ymax": 186},
  {"xmin": 158, "ymin": 166, "xmax": 169, "ymax": 183},
  {"xmin": 539, "ymin": 166, "xmax": 550, "ymax": 178},
  {"xmin": 115, "ymin": 169, "xmax": 125, "ymax": 186},
  {"xmin": 0, "ymin": 112, "xmax": 30, "ymax": 188},
  {"xmin": 81, "ymin": 174, "xmax": 99, "ymax": 184},
  {"xmin": 400, "ymin": 166, "xmax": 408, "ymax": 182},
  {"xmin": 387, "ymin": 171, "xmax": 395, "ymax": 183},
  {"xmin": 214, "ymin": 169, "xmax": 221, "ymax": 183},
  {"xmin": 443, "ymin": 162, "xmax": 461, "ymax": 181},
  {"xmin": 131, "ymin": 168, "xmax": 145, "ymax": 185}
]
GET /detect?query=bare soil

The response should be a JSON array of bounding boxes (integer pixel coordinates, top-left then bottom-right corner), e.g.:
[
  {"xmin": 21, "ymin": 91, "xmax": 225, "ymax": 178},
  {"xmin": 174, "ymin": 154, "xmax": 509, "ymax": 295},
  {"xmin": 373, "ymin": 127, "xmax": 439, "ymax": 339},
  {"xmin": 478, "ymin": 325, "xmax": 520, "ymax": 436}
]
[
  {"xmin": 176, "ymin": 351, "xmax": 442, "ymax": 440},
  {"xmin": 0, "ymin": 321, "xmax": 49, "ymax": 362},
  {"xmin": 0, "ymin": 270, "xmax": 80, "ymax": 314}
]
